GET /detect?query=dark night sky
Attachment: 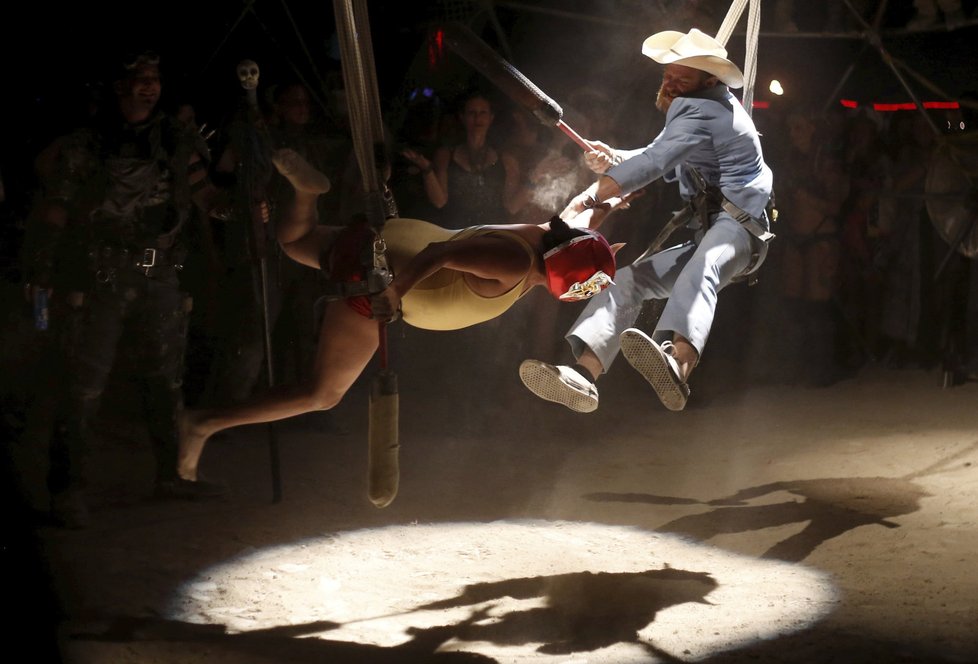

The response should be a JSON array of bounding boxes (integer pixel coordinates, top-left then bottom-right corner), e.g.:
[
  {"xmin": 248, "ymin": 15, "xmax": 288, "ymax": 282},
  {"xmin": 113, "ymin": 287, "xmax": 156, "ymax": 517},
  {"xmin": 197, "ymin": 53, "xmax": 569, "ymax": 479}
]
[
  {"xmin": 8, "ymin": 2, "xmax": 978, "ymax": 108},
  {"xmin": 4, "ymin": 1, "xmax": 977, "ymax": 193},
  {"xmin": 10, "ymin": 2, "xmax": 978, "ymax": 100}
]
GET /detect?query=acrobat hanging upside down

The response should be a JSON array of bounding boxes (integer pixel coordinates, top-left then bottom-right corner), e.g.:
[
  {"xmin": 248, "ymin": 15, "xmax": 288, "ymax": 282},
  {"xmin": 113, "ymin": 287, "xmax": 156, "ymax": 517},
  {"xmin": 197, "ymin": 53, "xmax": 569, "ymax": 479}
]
[{"xmin": 178, "ymin": 149, "xmax": 626, "ymax": 502}]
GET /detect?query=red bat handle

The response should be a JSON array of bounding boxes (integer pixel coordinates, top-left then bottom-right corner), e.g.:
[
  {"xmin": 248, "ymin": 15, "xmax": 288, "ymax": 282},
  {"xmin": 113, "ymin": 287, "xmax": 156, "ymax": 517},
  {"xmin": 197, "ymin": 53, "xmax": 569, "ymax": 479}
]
[{"xmin": 557, "ymin": 120, "xmax": 591, "ymax": 151}]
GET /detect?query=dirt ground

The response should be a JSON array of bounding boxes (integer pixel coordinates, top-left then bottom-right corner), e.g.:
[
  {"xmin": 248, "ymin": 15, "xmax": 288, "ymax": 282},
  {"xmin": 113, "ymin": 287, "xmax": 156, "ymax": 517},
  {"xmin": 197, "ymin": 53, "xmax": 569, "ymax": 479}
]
[{"xmin": 5, "ymin": 301, "xmax": 978, "ymax": 664}]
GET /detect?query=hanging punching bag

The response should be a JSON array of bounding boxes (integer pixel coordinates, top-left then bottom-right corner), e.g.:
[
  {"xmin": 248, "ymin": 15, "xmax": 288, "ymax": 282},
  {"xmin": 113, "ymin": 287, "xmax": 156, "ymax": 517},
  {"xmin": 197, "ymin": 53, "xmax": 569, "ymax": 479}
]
[{"xmin": 368, "ymin": 323, "xmax": 399, "ymax": 507}]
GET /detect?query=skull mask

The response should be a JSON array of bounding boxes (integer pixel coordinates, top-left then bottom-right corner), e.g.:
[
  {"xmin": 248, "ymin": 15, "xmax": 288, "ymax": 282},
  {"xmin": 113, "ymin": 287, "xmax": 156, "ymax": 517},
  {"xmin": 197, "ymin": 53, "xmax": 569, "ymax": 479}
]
[{"xmin": 237, "ymin": 60, "xmax": 260, "ymax": 90}]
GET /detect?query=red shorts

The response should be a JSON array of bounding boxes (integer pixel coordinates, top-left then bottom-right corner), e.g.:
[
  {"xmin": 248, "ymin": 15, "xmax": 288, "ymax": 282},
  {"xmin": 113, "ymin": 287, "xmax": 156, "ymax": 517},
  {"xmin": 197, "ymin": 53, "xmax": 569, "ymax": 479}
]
[{"xmin": 328, "ymin": 220, "xmax": 375, "ymax": 319}]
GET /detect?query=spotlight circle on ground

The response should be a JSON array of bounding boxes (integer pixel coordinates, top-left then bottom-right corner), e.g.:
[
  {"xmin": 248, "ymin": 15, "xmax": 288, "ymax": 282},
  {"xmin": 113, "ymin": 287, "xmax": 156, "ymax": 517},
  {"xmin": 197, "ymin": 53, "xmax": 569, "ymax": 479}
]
[{"xmin": 170, "ymin": 519, "xmax": 835, "ymax": 662}]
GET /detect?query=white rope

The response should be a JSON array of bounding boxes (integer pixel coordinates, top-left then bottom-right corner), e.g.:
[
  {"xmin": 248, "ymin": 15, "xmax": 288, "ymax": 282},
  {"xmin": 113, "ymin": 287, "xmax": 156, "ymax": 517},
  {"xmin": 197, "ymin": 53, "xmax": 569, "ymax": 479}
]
[
  {"xmin": 333, "ymin": 0, "xmax": 385, "ymax": 199},
  {"xmin": 713, "ymin": 0, "xmax": 761, "ymax": 117},
  {"xmin": 741, "ymin": 0, "xmax": 762, "ymax": 115},
  {"xmin": 715, "ymin": 0, "xmax": 748, "ymax": 47}
]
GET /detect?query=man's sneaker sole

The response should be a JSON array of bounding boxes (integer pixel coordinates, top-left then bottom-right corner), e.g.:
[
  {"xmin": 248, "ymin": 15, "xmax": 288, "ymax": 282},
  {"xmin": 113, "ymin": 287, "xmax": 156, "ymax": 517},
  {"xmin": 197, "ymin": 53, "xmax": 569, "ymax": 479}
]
[
  {"xmin": 519, "ymin": 360, "xmax": 598, "ymax": 413},
  {"xmin": 619, "ymin": 329, "xmax": 689, "ymax": 411}
]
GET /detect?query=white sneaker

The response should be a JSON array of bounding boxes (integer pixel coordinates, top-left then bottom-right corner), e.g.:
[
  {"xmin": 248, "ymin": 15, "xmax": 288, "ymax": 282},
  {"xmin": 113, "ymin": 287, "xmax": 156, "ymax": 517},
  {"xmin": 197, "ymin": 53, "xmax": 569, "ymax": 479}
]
[
  {"xmin": 619, "ymin": 328, "xmax": 690, "ymax": 411},
  {"xmin": 519, "ymin": 360, "xmax": 599, "ymax": 413}
]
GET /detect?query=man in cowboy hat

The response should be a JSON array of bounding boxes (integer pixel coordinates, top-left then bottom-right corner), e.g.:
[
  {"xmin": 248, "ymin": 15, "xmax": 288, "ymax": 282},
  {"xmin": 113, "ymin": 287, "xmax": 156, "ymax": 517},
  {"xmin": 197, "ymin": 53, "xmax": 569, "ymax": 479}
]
[{"xmin": 520, "ymin": 27, "xmax": 774, "ymax": 413}]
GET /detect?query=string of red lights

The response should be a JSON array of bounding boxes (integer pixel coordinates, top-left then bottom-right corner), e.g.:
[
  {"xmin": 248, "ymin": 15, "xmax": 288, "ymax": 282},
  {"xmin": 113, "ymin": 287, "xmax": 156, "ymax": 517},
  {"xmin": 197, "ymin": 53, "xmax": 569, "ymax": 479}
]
[{"xmin": 750, "ymin": 99, "xmax": 961, "ymax": 111}]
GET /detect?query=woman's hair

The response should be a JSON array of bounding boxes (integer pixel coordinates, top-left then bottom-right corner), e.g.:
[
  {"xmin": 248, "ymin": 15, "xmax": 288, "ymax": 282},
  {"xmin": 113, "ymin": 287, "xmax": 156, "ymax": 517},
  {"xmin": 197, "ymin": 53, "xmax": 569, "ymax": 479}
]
[
  {"xmin": 456, "ymin": 88, "xmax": 495, "ymax": 114},
  {"xmin": 541, "ymin": 216, "xmax": 589, "ymax": 253}
]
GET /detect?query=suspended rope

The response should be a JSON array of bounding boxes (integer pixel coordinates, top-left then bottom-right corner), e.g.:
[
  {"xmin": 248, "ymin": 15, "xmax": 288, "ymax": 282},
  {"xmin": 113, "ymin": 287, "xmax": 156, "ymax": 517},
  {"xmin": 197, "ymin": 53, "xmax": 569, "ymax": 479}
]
[
  {"xmin": 714, "ymin": 0, "xmax": 761, "ymax": 116},
  {"xmin": 715, "ymin": 0, "xmax": 748, "ymax": 46},
  {"xmin": 327, "ymin": 0, "xmax": 393, "ymax": 301},
  {"xmin": 741, "ymin": 0, "xmax": 762, "ymax": 113},
  {"xmin": 333, "ymin": 0, "xmax": 386, "ymax": 228}
]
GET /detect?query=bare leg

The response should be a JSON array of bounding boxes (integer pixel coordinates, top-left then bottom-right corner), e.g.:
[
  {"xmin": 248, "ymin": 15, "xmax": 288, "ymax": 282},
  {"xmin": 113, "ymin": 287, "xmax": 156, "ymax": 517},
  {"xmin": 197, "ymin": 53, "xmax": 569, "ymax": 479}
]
[
  {"xmin": 178, "ymin": 299, "xmax": 379, "ymax": 480},
  {"xmin": 671, "ymin": 334, "xmax": 699, "ymax": 382},
  {"xmin": 273, "ymin": 148, "xmax": 338, "ymax": 268},
  {"xmin": 177, "ymin": 148, "xmax": 355, "ymax": 480},
  {"xmin": 576, "ymin": 347, "xmax": 605, "ymax": 381},
  {"xmin": 272, "ymin": 148, "xmax": 331, "ymax": 195}
]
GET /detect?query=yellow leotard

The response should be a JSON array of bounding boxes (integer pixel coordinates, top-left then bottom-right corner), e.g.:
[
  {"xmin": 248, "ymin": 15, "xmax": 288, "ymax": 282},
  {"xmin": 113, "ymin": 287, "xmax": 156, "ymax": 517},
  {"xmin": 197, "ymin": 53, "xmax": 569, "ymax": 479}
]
[{"xmin": 381, "ymin": 218, "xmax": 535, "ymax": 331}]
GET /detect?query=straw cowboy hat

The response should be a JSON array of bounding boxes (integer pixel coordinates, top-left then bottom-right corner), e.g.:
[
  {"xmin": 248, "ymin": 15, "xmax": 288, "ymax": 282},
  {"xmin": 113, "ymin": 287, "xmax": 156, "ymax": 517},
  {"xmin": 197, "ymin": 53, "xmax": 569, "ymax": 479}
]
[{"xmin": 641, "ymin": 28, "xmax": 744, "ymax": 89}]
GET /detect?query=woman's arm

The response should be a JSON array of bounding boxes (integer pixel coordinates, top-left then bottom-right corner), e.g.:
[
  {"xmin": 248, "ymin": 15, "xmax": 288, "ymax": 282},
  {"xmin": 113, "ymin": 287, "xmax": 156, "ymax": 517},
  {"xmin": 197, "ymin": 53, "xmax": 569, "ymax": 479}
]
[
  {"xmin": 424, "ymin": 147, "xmax": 450, "ymax": 209},
  {"xmin": 397, "ymin": 234, "xmax": 530, "ymax": 295},
  {"xmin": 401, "ymin": 146, "xmax": 448, "ymax": 209}
]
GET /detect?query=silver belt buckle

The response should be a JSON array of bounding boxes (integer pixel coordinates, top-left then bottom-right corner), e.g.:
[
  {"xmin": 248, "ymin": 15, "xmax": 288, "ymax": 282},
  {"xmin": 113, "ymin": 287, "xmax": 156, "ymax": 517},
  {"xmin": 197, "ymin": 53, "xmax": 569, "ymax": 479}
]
[{"xmin": 138, "ymin": 248, "xmax": 157, "ymax": 274}]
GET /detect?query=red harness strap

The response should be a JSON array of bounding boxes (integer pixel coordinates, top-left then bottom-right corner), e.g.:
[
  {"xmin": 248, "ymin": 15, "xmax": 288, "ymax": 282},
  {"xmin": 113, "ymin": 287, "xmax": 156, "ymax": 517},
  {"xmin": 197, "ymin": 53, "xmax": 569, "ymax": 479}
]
[{"xmin": 326, "ymin": 219, "xmax": 380, "ymax": 318}]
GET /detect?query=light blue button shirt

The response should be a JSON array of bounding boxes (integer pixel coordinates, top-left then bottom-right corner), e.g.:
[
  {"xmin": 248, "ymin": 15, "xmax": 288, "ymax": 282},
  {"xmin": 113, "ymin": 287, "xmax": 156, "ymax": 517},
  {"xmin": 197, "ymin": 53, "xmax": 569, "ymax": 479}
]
[{"xmin": 607, "ymin": 85, "xmax": 773, "ymax": 226}]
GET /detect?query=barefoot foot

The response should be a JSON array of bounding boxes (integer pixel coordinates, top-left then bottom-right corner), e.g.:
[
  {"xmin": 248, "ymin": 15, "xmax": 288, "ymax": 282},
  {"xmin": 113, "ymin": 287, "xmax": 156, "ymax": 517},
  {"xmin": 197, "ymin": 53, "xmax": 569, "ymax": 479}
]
[
  {"xmin": 177, "ymin": 409, "xmax": 213, "ymax": 482},
  {"xmin": 272, "ymin": 148, "xmax": 331, "ymax": 194}
]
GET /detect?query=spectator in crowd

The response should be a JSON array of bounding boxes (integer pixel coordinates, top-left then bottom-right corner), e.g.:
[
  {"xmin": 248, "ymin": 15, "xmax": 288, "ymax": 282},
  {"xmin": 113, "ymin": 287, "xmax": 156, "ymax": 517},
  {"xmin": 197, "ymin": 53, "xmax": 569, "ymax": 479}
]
[
  {"xmin": 399, "ymin": 89, "xmax": 532, "ymax": 404},
  {"xmin": 21, "ymin": 50, "xmax": 229, "ymax": 527},
  {"xmin": 388, "ymin": 89, "xmax": 444, "ymax": 221},
  {"xmin": 401, "ymin": 88, "xmax": 525, "ymax": 228},
  {"xmin": 202, "ymin": 79, "xmax": 351, "ymax": 426},
  {"xmin": 837, "ymin": 111, "xmax": 887, "ymax": 370},
  {"xmin": 773, "ymin": 110, "xmax": 849, "ymax": 386},
  {"xmin": 876, "ymin": 111, "xmax": 941, "ymax": 368}
]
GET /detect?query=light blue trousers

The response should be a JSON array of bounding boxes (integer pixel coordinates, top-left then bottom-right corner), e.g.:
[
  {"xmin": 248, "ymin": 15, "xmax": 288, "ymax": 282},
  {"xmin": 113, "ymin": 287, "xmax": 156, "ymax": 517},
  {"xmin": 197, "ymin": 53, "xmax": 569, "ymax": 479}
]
[{"xmin": 567, "ymin": 215, "xmax": 765, "ymax": 372}]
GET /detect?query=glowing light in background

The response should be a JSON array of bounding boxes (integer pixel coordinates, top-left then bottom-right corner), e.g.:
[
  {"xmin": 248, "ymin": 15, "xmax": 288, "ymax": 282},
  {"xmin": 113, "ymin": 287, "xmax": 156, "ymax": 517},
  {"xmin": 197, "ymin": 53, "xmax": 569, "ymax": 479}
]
[
  {"xmin": 428, "ymin": 28, "xmax": 444, "ymax": 67},
  {"xmin": 169, "ymin": 520, "xmax": 836, "ymax": 662},
  {"xmin": 769, "ymin": 79, "xmax": 784, "ymax": 96},
  {"xmin": 840, "ymin": 99, "xmax": 960, "ymax": 111}
]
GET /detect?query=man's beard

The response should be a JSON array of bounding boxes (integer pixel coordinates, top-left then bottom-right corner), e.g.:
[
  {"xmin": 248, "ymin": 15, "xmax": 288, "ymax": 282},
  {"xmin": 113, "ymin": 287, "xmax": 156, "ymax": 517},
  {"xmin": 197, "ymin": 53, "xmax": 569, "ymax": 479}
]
[{"xmin": 655, "ymin": 84, "xmax": 673, "ymax": 113}]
